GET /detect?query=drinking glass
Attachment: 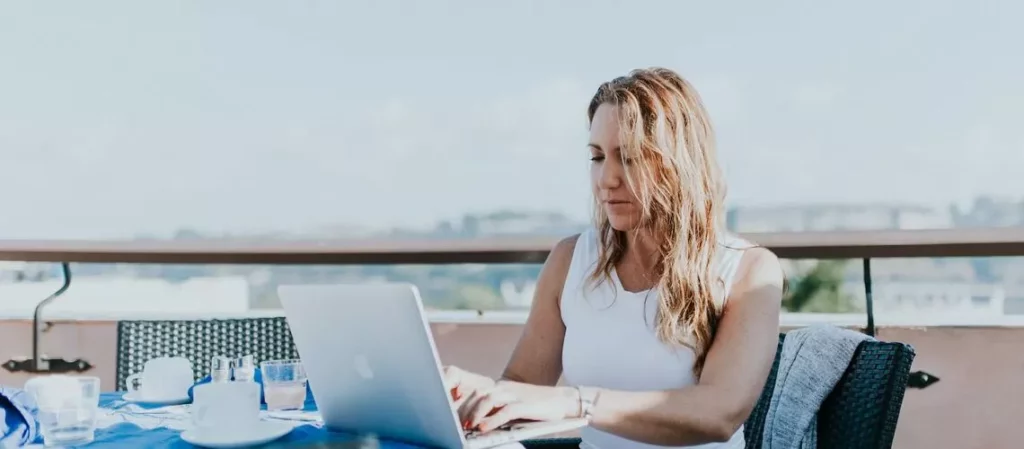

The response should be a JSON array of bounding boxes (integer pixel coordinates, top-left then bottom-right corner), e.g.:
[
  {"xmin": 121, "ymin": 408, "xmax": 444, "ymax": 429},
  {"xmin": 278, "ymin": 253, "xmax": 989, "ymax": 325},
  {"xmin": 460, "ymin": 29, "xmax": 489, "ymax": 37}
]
[
  {"xmin": 210, "ymin": 355, "xmax": 233, "ymax": 383},
  {"xmin": 24, "ymin": 375, "xmax": 101, "ymax": 447},
  {"xmin": 260, "ymin": 359, "xmax": 307, "ymax": 411},
  {"xmin": 234, "ymin": 354, "xmax": 256, "ymax": 382}
]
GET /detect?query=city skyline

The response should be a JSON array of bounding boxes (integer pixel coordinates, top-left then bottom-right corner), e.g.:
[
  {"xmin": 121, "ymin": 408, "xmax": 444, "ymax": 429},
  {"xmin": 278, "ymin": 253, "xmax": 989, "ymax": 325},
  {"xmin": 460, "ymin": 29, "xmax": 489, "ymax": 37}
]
[{"xmin": 2, "ymin": 1, "xmax": 1023, "ymax": 239}]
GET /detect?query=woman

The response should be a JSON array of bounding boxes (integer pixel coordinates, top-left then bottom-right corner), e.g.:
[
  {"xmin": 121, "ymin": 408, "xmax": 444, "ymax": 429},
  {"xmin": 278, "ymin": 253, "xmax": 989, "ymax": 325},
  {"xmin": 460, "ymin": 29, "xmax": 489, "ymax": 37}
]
[{"xmin": 446, "ymin": 67, "xmax": 784, "ymax": 448}]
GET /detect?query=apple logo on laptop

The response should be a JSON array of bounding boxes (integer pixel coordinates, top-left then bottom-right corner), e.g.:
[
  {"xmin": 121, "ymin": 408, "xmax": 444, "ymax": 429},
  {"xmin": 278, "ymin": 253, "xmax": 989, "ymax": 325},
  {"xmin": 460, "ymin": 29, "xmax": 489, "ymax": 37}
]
[{"xmin": 353, "ymin": 354, "xmax": 375, "ymax": 380}]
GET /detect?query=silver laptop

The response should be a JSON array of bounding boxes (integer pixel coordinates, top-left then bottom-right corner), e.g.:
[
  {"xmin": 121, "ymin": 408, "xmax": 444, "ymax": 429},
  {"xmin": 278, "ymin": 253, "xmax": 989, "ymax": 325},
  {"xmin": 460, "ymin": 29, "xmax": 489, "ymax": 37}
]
[{"xmin": 278, "ymin": 282, "xmax": 588, "ymax": 449}]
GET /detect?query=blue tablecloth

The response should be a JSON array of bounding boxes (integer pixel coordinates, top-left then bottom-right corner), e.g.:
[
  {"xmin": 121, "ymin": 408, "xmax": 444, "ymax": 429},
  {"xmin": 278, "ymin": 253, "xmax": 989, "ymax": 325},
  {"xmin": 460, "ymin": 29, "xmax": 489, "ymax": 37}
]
[{"xmin": 77, "ymin": 392, "xmax": 423, "ymax": 448}]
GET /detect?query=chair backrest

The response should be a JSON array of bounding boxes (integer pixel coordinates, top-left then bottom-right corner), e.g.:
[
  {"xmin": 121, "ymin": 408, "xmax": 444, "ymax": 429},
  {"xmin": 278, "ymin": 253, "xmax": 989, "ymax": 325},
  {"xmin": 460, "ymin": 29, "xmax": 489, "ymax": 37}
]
[
  {"xmin": 743, "ymin": 333, "xmax": 916, "ymax": 449},
  {"xmin": 114, "ymin": 317, "xmax": 300, "ymax": 391},
  {"xmin": 743, "ymin": 337, "xmax": 786, "ymax": 448}
]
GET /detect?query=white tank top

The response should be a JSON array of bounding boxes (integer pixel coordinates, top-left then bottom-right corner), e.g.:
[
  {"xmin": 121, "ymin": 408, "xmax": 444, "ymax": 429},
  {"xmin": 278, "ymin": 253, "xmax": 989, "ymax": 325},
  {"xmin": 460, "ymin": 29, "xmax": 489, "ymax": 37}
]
[{"xmin": 560, "ymin": 228, "xmax": 752, "ymax": 449}]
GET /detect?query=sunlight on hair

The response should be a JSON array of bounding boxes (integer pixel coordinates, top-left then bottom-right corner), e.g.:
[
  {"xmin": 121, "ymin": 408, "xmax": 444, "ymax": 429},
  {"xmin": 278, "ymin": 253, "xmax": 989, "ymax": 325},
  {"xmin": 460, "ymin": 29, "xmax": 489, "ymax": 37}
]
[{"xmin": 586, "ymin": 67, "xmax": 726, "ymax": 376}]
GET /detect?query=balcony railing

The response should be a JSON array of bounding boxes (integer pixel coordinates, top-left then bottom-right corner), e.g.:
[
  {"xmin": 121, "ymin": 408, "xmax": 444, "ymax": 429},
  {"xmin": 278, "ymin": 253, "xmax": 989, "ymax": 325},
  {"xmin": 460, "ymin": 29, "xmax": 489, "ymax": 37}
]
[
  {"xmin": 4, "ymin": 227, "xmax": 1024, "ymax": 264},
  {"xmin": 2, "ymin": 227, "xmax": 1023, "ymax": 385}
]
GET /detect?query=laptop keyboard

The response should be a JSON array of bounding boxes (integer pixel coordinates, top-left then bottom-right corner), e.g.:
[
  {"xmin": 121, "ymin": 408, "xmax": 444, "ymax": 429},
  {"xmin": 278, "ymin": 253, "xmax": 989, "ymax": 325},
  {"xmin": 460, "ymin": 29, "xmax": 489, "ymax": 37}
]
[{"xmin": 465, "ymin": 422, "xmax": 518, "ymax": 440}]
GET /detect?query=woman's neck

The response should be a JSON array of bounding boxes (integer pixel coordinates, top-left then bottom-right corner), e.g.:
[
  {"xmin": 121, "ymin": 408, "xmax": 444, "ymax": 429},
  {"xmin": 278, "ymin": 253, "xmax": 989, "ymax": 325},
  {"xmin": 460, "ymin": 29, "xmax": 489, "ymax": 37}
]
[{"xmin": 623, "ymin": 229, "xmax": 661, "ymax": 273}]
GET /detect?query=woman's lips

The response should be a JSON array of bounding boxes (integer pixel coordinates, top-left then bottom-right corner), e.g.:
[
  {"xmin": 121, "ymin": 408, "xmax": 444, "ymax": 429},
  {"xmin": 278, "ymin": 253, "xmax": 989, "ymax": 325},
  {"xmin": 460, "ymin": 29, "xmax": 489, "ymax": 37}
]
[{"xmin": 604, "ymin": 200, "xmax": 633, "ymax": 211}]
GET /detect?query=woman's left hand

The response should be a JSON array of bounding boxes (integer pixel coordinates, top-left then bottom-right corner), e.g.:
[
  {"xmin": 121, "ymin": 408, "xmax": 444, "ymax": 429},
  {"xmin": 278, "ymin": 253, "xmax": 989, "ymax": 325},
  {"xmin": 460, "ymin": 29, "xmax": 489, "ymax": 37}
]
[{"xmin": 457, "ymin": 382, "xmax": 580, "ymax": 433}]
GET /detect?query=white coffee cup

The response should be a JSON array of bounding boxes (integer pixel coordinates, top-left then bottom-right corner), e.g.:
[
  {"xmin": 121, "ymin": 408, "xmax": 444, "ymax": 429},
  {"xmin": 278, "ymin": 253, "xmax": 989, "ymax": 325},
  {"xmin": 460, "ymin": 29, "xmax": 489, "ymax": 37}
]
[
  {"xmin": 190, "ymin": 382, "xmax": 261, "ymax": 434},
  {"xmin": 126, "ymin": 356, "xmax": 194, "ymax": 400}
]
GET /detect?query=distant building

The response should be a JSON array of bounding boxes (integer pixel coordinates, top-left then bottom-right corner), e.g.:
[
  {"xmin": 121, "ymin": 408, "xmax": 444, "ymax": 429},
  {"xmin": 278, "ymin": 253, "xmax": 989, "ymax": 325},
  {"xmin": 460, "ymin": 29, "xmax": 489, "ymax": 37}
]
[
  {"xmin": 0, "ymin": 262, "xmax": 57, "ymax": 282},
  {"xmin": 841, "ymin": 280, "xmax": 1004, "ymax": 320},
  {"xmin": 951, "ymin": 196, "xmax": 1024, "ymax": 228},
  {"xmin": 461, "ymin": 211, "xmax": 585, "ymax": 236},
  {"xmin": 998, "ymin": 285, "xmax": 1024, "ymax": 315},
  {"xmin": 727, "ymin": 203, "xmax": 952, "ymax": 233},
  {"xmin": 0, "ymin": 276, "xmax": 250, "ymax": 318}
]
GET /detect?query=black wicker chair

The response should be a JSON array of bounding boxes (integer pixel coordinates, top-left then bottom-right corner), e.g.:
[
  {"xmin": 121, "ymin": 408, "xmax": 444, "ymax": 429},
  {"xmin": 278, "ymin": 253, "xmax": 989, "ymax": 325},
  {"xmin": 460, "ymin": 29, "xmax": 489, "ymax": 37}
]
[
  {"xmin": 114, "ymin": 317, "xmax": 300, "ymax": 391},
  {"xmin": 525, "ymin": 333, "xmax": 916, "ymax": 449},
  {"xmin": 116, "ymin": 321, "xmax": 915, "ymax": 448}
]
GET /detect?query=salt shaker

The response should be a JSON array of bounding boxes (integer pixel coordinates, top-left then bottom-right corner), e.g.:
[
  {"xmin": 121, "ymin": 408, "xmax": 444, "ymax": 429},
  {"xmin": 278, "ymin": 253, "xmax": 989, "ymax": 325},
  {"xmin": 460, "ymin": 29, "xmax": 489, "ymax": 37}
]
[
  {"xmin": 234, "ymin": 354, "xmax": 256, "ymax": 382},
  {"xmin": 210, "ymin": 355, "xmax": 232, "ymax": 383}
]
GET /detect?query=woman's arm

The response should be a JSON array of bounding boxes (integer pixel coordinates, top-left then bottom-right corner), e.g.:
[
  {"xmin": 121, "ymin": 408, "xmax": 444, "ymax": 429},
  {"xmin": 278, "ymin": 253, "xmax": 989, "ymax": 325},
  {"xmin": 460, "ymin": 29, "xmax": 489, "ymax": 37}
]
[
  {"xmin": 583, "ymin": 247, "xmax": 784, "ymax": 444},
  {"xmin": 499, "ymin": 234, "xmax": 579, "ymax": 386},
  {"xmin": 467, "ymin": 247, "xmax": 784, "ymax": 444},
  {"xmin": 450, "ymin": 236, "xmax": 578, "ymax": 422}
]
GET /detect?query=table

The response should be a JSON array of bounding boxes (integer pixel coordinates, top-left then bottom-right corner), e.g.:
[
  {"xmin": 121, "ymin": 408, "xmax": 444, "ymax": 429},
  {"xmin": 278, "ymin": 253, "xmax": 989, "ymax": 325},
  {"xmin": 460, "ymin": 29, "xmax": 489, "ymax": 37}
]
[{"xmin": 26, "ymin": 392, "xmax": 424, "ymax": 448}]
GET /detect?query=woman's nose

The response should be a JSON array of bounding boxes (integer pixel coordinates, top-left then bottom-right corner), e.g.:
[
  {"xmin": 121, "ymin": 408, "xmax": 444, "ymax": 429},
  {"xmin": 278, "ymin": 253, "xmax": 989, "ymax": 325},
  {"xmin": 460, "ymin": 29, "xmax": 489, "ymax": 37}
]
[{"xmin": 599, "ymin": 162, "xmax": 622, "ymax": 189}]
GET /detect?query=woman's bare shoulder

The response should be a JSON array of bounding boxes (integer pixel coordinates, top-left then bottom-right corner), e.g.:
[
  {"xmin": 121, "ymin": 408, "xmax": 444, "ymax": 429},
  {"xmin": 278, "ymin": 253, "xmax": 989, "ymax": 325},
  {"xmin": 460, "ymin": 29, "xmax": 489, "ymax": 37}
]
[
  {"xmin": 549, "ymin": 233, "xmax": 581, "ymax": 267},
  {"xmin": 731, "ymin": 246, "xmax": 784, "ymax": 301}
]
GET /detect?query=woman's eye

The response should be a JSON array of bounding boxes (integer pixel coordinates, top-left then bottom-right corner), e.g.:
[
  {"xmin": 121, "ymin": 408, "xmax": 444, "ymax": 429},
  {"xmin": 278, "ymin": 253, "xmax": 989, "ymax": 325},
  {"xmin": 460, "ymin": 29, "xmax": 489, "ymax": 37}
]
[{"xmin": 590, "ymin": 156, "xmax": 605, "ymax": 162}]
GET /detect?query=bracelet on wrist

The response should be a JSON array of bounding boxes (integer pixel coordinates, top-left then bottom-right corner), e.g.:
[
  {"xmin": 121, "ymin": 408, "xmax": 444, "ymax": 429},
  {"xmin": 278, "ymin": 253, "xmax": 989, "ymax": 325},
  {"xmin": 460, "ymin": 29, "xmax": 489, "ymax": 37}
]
[{"xmin": 574, "ymin": 386, "xmax": 599, "ymax": 420}]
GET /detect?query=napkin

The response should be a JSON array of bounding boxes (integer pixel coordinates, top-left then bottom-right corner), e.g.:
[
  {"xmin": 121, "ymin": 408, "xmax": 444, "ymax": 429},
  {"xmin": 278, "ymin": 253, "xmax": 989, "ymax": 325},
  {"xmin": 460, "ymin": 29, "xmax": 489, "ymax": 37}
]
[
  {"xmin": 0, "ymin": 386, "xmax": 40, "ymax": 447},
  {"xmin": 187, "ymin": 368, "xmax": 314, "ymax": 406}
]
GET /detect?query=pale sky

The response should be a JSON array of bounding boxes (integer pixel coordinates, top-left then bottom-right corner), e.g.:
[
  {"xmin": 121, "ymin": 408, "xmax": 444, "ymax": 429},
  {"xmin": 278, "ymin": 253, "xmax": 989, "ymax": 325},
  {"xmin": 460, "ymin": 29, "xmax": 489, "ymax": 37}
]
[{"xmin": 2, "ymin": 0, "xmax": 1023, "ymax": 238}]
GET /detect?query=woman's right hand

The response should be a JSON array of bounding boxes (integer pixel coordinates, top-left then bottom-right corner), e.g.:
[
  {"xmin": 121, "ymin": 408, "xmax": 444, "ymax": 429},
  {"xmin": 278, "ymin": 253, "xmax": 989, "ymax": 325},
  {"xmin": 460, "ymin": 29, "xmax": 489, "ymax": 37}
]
[{"xmin": 443, "ymin": 365, "xmax": 495, "ymax": 408}]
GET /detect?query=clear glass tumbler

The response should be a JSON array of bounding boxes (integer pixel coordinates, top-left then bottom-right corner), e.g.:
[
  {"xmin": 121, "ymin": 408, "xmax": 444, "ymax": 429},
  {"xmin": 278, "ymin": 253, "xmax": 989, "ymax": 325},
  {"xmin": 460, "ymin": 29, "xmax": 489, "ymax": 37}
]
[
  {"xmin": 259, "ymin": 359, "xmax": 307, "ymax": 411},
  {"xmin": 24, "ymin": 375, "xmax": 101, "ymax": 447}
]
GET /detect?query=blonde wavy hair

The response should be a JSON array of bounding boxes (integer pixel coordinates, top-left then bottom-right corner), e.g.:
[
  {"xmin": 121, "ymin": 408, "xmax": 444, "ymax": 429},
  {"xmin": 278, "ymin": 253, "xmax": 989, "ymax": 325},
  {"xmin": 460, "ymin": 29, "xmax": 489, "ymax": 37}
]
[{"xmin": 586, "ymin": 67, "xmax": 726, "ymax": 376}]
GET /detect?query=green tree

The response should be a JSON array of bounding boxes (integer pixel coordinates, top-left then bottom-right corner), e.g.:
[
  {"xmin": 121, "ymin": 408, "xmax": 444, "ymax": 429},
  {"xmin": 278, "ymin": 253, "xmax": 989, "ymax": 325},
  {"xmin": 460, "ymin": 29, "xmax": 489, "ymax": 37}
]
[
  {"xmin": 448, "ymin": 284, "xmax": 506, "ymax": 311},
  {"xmin": 783, "ymin": 260, "xmax": 862, "ymax": 313}
]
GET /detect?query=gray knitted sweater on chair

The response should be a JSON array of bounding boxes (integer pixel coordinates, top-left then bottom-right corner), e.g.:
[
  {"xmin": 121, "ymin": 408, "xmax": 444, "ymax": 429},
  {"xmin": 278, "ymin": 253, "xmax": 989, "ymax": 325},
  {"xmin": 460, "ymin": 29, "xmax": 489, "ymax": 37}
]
[{"xmin": 762, "ymin": 324, "xmax": 872, "ymax": 449}]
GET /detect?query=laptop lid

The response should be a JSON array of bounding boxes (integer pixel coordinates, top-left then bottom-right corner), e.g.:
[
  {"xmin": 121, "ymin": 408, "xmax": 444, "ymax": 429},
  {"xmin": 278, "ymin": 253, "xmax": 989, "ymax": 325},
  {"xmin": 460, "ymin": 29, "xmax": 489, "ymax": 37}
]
[{"xmin": 279, "ymin": 282, "xmax": 465, "ymax": 449}]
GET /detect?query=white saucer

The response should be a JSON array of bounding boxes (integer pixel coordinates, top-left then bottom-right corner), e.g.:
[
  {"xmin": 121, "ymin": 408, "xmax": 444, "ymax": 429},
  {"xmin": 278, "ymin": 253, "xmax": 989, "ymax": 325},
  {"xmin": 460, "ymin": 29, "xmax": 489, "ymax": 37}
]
[
  {"xmin": 180, "ymin": 420, "xmax": 294, "ymax": 448},
  {"xmin": 122, "ymin": 391, "xmax": 192, "ymax": 406}
]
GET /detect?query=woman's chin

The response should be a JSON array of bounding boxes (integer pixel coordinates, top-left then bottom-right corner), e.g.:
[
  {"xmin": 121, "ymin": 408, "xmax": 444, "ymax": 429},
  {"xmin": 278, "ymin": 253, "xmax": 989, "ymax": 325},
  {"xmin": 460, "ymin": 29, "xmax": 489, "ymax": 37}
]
[{"xmin": 607, "ymin": 215, "xmax": 641, "ymax": 232}]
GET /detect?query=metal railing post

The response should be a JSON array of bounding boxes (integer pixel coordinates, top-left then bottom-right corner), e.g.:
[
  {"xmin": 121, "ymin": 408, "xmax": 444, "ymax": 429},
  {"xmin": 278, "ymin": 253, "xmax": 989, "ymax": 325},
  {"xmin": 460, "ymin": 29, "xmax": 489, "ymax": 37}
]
[
  {"xmin": 862, "ymin": 257, "xmax": 938, "ymax": 388},
  {"xmin": 863, "ymin": 258, "xmax": 875, "ymax": 337},
  {"xmin": 2, "ymin": 262, "xmax": 93, "ymax": 374}
]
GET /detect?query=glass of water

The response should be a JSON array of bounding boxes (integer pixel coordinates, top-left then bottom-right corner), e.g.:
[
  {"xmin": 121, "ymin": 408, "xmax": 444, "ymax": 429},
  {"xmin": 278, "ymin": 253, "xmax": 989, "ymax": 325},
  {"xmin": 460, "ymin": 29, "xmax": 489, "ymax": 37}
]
[
  {"xmin": 24, "ymin": 375, "xmax": 101, "ymax": 447},
  {"xmin": 260, "ymin": 359, "xmax": 307, "ymax": 411}
]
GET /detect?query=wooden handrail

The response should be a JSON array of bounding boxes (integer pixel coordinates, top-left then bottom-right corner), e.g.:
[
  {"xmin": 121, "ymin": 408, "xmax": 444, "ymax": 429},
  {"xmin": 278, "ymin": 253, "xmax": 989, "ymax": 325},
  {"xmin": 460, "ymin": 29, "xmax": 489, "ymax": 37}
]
[{"xmin": 1, "ymin": 228, "xmax": 1023, "ymax": 265}]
